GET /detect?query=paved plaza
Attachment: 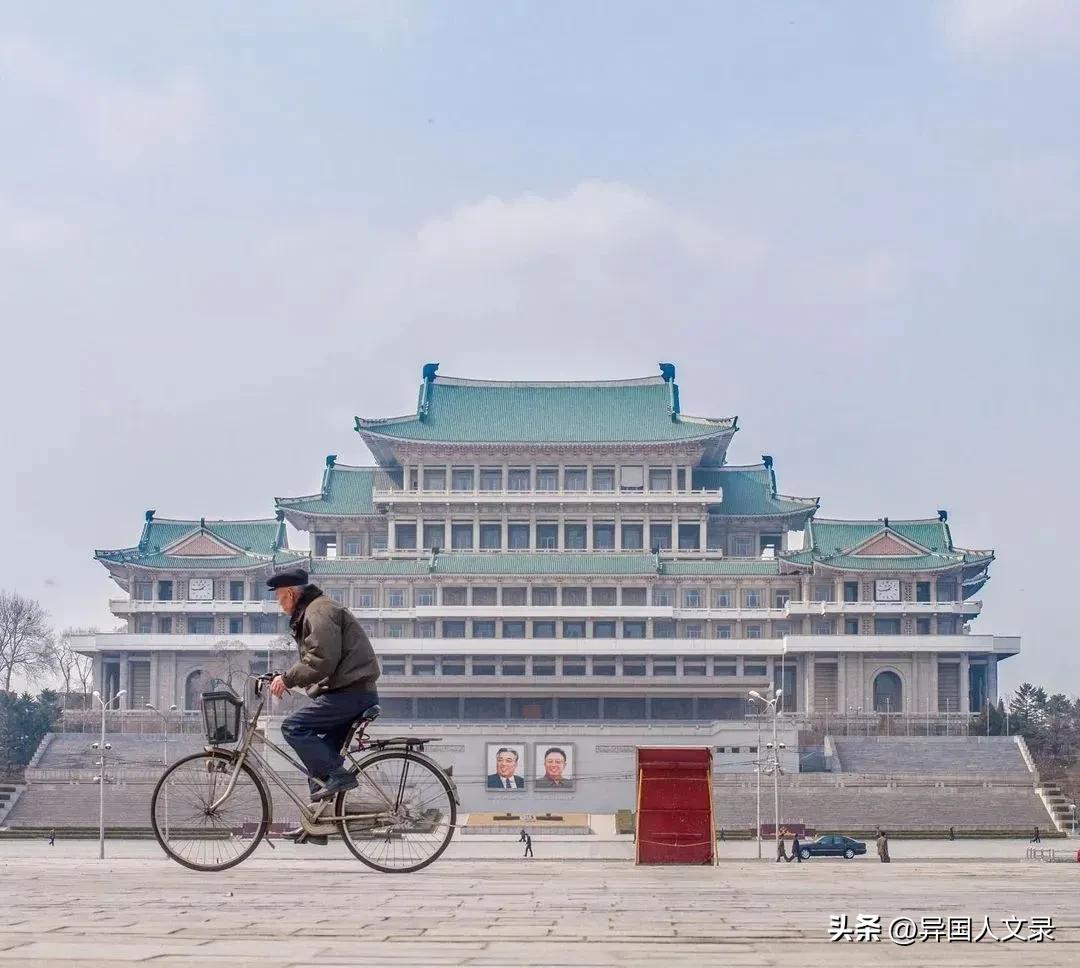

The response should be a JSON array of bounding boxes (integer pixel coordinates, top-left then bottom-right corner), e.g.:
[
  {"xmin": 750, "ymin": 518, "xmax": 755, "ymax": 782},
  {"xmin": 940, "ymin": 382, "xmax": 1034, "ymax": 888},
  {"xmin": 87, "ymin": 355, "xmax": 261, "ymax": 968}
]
[{"xmin": 0, "ymin": 838, "xmax": 1078, "ymax": 966}]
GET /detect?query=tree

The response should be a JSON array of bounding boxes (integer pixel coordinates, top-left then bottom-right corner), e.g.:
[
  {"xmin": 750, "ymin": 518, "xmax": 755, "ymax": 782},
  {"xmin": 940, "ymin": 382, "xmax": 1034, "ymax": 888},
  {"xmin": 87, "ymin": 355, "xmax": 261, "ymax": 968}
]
[
  {"xmin": 51, "ymin": 628, "xmax": 96, "ymax": 709},
  {"xmin": 0, "ymin": 591, "xmax": 54, "ymax": 693},
  {"xmin": 0, "ymin": 689, "xmax": 61, "ymax": 776}
]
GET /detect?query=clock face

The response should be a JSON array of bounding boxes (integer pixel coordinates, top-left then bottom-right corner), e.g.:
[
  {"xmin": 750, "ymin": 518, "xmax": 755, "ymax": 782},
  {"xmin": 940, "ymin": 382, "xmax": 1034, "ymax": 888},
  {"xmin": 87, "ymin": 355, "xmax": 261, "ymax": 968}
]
[
  {"xmin": 875, "ymin": 579, "xmax": 901, "ymax": 602},
  {"xmin": 189, "ymin": 578, "xmax": 214, "ymax": 601}
]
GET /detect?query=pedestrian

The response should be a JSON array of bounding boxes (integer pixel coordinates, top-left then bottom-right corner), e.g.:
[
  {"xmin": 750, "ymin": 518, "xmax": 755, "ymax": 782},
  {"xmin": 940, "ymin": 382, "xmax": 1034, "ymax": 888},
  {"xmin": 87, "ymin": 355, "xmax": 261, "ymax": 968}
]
[
  {"xmin": 790, "ymin": 831, "xmax": 802, "ymax": 863},
  {"xmin": 47, "ymin": 828, "xmax": 55, "ymax": 846},
  {"xmin": 876, "ymin": 830, "xmax": 890, "ymax": 863},
  {"xmin": 1030, "ymin": 826, "xmax": 1041, "ymax": 844},
  {"xmin": 519, "ymin": 829, "xmax": 533, "ymax": 858},
  {"xmin": 776, "ymin": 828, "xmax": 789, "ymax": 862},
  {"xmin": 948, "ymin": 826, "xmax": 955, "ymax": 841},
  {"xmin": 719, "ymin": 827, "xmax": 725, "ymax": 842}
]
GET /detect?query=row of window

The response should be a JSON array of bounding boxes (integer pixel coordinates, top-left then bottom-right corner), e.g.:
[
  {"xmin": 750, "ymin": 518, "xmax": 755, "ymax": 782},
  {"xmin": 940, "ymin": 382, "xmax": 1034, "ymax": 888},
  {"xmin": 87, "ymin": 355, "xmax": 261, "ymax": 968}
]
[
  {"xmin": 369, "ymin": 696, "xmax": 775, "ymax": 722},
  {"xmin": 134, "ymin": 615, "xmax": 284, "ymax": 635},
  {"xmin": 403, "ymin": 465, "xmax": 696, "ymax": 494},
  {"xmin": 379, "ymin": 655, "xmax": 778, "ymax": 677},
  {"xmin": 132, "ymin": 580, "xmax": 279, "ymax": 603}
]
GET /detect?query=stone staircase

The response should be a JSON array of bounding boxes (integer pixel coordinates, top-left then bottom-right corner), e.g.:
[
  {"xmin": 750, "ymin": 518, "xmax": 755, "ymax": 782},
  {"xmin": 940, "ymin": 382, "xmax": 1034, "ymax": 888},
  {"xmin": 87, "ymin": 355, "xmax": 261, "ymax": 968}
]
[
  {"xmin": 0, "ymin": 783, "xmax": 25, "ymax": 826},
  {"xmin": 1036, "ymin": 781, "xmax": 1072, "ymax": 834}
]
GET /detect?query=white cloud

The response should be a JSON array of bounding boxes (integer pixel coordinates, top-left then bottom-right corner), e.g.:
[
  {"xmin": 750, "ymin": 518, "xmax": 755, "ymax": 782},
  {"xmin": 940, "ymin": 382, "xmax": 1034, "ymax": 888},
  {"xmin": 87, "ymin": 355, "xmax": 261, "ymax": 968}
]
[
  {"xmin": 0, "ymin": 35, "xmax": 208, "ymax": 169},
  {"xmin": 940, "ymin": 0, "xmax": 1080, "ymax": 58},
  {"xmin": 0, "ymin": 200, "xmax": 75, "ymax": 254},
  {"xmin": 989, "ymin": 154, "xmax": 1080, "ymax": 226}
]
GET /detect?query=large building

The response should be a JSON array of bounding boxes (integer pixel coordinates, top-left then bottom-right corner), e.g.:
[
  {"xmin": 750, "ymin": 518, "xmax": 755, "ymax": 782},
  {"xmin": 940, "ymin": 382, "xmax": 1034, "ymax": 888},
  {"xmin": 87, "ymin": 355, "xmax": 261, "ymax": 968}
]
[{"xmin": 77, "ymin": 364, "xmax": 1017, "ymax": 734}]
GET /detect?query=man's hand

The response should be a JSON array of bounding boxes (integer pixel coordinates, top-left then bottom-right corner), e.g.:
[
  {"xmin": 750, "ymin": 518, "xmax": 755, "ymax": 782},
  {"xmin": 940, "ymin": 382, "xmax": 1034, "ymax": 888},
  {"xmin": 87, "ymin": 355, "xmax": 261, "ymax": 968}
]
[{"xmin": 270, "ymin": 675, "xmax": 288, "ymax": 699}]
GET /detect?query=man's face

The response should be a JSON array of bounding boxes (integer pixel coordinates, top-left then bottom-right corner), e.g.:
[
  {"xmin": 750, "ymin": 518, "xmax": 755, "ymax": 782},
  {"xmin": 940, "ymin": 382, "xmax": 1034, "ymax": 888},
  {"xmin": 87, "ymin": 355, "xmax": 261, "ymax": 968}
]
[
  {"xmin": 496, "ymin": 751, "xmax": 518, "ymax": 778},
  {"xmin": 274, "ymin": 586, "xmax": 301, "ymax": 614},
  {"xmin": 544, "ymin": 752, "xmax": 566, "ymax": 781}
]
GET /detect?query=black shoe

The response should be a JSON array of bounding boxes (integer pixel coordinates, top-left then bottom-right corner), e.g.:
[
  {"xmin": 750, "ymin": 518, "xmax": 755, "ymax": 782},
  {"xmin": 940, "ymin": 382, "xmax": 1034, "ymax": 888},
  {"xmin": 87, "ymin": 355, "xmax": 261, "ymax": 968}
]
[
  {"xmin": 282, "ymin": 826, "xmax": 328, "ymax": 846},
  {"xmin": 311, "ymin": 771, "xmax": 359, "ymax": 801}
]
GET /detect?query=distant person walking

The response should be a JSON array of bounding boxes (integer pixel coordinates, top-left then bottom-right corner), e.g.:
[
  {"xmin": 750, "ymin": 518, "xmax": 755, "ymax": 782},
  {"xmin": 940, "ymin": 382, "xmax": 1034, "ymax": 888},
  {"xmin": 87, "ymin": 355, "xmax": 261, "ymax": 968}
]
[
  {"xmin": 776, "ymin": 828, "xmax": 790, "ymax": 862},
  {"xmin": 1030, "ymin": 826, "xmax": 1042, "ymax": 844},
  {"xmin": 790, "ymin": 832, "xmax": 802, "ymax": 863},
  {"xmin": 519, "ymin": 829, "xmax": 533, "ymax": 858},
  {"xmin": 876, "ymin": 830, "xmax": 890, "ymax": 863},
  {"xmin": 948, "ymin": 826, "xmax": 955, "ymax": 841},
  {"xmin": 47, "ymin": 828, "xmax": 55, "ymax": 846}
]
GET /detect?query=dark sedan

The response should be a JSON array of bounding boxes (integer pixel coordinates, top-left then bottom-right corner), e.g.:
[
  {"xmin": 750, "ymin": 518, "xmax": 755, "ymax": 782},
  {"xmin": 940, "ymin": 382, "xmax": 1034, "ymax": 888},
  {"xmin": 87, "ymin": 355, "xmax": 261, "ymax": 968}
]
[{"xmin": 798, "ymin": 835, "xmax": 867, "ymax": 860}]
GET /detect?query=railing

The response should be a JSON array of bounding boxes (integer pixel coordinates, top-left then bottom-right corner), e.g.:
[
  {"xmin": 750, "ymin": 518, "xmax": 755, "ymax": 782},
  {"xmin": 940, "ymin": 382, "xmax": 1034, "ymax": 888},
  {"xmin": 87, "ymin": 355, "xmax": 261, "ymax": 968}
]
[{"xmin": 373, "ymin": 487, "xmax": 722, "ymax": 501}]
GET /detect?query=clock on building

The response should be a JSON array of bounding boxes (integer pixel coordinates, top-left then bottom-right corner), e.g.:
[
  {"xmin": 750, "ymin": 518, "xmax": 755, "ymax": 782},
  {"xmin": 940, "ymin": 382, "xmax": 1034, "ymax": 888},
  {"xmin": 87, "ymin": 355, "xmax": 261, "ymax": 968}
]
[
  {"xmin": 188, "ymin": 578, "xmax": 214, "ymax": 601},
  {"xmin": 874, "ymin": 579, "xmax": 901, "ymax": 602}
]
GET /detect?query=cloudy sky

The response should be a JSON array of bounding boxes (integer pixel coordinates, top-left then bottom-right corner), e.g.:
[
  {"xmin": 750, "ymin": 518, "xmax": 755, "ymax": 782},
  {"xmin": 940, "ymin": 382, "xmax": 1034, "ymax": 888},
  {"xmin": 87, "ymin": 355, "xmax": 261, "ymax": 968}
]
[{"xmin": 1, "ymin": 1, "xmax": 1078, "ymax": 694}]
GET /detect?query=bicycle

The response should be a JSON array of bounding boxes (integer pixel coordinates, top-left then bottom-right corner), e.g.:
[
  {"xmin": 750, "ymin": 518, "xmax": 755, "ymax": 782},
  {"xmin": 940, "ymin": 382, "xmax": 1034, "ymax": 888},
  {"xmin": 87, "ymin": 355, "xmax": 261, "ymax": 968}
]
[{"xmin": 150, "ymin": 673, "xmax": 458, "ymax": 873}]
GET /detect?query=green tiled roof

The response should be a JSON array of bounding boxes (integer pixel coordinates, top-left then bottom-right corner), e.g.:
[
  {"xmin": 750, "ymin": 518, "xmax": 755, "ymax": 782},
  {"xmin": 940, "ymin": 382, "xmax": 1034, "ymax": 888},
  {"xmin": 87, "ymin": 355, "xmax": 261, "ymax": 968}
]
[
  {"xmin": 276, "ymin": 463, "xmax": 391, "ymax": 517},
  {"xmin": 95, "ymin": 513, "xmax": 300, "ymax": 571},
  {"xmin": 694, "ymin": 463, "xmax": 818, "ymax": 519},
  {"xmin": 355, "ymin": 372, "xmax": 736, "ymax": 446}
]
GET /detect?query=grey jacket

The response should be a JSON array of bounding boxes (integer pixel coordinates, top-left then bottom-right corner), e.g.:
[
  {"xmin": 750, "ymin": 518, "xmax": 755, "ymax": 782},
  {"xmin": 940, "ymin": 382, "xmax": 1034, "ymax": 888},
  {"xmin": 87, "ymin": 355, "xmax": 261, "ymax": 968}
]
[{"xmin": 281, "ymin": 587, "xmax": 380, "ymax": 697}]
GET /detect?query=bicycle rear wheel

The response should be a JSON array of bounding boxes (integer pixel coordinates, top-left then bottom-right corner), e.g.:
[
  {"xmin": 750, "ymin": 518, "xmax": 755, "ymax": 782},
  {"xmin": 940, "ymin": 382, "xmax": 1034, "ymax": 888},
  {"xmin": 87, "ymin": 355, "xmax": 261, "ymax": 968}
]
[
  {"xmin": 151, "ymin": 751, "xmax": 270, "ymax": 872},
  {"xmin": 337, "ymin": 750, "xmax": 456, "ymax": 873}
]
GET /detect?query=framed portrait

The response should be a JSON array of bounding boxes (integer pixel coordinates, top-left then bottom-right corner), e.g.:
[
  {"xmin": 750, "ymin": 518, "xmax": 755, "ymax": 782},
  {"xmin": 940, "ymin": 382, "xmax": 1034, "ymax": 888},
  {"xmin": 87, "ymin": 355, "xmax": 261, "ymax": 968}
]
[
  {"xmin": 534, "ymin": 742, "xmax": 575, "ymax": 791},
  {"xmin": 486, "ymin": 743, "xmax": 526, "ymax": 791}
]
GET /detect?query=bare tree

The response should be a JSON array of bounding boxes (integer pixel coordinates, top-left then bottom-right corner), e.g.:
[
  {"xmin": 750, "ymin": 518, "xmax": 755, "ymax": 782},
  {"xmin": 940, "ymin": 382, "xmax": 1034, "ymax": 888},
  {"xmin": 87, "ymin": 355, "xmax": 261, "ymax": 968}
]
[
  {"xmin": 0, "ymin": 591, "xmax": 54, "ymax": 693},
  {"xmin": 52, "ymin": 628, "xmax": 97, "ymax": 709},
  {"xmin": 212, "ymin": 639, "xmax": 257, "ymax": 693}
]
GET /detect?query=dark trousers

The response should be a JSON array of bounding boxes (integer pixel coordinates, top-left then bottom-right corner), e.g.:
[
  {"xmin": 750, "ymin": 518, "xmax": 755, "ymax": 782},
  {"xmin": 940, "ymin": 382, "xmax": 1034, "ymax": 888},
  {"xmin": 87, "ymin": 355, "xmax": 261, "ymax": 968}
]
[
  {"xmin": 790, "ymin": 845, "xmax": 802, "ymax": 862},
  {"xmin": 281, "ymin": 688, "xmax": 379, "ymax": 794},
  {"xmin": 524, "ymin": 843, "xmax": 533, "ymax": 857}
]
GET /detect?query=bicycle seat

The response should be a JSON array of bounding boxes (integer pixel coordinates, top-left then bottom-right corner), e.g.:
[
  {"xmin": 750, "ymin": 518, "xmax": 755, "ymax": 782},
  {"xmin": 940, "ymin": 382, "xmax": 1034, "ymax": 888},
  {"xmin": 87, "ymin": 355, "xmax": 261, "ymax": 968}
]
[{"xmin": 357, "ymin": 704, "xmax": 381, "ymax": 722}]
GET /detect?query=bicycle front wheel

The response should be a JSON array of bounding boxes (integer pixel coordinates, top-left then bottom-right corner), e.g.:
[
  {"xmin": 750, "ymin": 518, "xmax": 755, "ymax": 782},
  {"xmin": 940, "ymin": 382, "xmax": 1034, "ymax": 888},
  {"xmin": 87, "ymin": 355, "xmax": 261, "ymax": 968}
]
[
  {"xmin": 151, "ymin": 751, "xmax": 270, "ymax": 872},
  {"xmin": 338, "ymin": 750, "xmax": 456, "ymax": 873}
]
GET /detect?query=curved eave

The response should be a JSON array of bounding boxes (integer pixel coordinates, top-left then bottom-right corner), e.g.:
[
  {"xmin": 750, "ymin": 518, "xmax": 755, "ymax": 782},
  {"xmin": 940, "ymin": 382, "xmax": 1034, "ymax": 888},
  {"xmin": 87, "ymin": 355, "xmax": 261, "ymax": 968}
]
[
  {"xmin": 810, "ymin": 557, "xmax": 968, "ymax": 574},
  {"xmin": 94, "ymin": 551, "xmax": 306, "ymax": 574}
]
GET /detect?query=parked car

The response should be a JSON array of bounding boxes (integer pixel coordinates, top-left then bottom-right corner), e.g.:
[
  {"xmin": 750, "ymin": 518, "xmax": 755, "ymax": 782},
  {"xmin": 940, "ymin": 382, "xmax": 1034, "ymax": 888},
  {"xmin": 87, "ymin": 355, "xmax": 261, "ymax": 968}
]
[{"xmin": 798, "ymin": 835, "xmax": 866, "ymax": 860}]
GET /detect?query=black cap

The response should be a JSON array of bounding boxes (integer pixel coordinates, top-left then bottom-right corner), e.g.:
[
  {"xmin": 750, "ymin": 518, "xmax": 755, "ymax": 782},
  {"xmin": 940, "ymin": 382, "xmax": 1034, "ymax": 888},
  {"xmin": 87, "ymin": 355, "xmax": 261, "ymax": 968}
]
[{"xmin": 266, "ymin": 567, "xmax": 308, "ymax": 590}]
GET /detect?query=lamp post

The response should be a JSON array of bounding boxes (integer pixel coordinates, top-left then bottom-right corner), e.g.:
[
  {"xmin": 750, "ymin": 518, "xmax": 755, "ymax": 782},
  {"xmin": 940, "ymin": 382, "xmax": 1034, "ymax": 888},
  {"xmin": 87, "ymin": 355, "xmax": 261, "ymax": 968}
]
[
  {"xmin": 1070, "ymin": 803, "xmax": 1077, "ymax": 835},
  {"xmin": 748, "ymin": 698, "xmax": 763, "ymax": 860},
  {"xmin": 750, "ymin": 689, "xmax": 783, "ymax": 861},
  {"xmin": 91, "ymin": 688, "xmax": 125, "ymax": 860},
  {"xmin": 145, "ymin": 702, "xmax": 177, "ymax": 841}
]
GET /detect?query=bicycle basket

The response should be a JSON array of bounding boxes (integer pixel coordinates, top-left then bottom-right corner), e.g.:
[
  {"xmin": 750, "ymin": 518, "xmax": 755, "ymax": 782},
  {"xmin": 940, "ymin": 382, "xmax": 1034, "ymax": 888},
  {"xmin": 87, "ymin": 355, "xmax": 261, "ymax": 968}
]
[{"xmin": 201, "ymin": 686, "xmax": 244, "ymax": 744}]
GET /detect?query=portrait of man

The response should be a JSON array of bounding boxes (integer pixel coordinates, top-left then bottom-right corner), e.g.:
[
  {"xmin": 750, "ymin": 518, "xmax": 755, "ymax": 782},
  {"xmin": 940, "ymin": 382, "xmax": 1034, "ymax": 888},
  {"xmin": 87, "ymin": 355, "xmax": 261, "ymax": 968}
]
[
  {"xmin": 486, "ymin": 744, "xmax": 526, "ymax": 790},
  {"xmin": 534, "ymin": 744, "xmax": 574, "ymax": 790}
]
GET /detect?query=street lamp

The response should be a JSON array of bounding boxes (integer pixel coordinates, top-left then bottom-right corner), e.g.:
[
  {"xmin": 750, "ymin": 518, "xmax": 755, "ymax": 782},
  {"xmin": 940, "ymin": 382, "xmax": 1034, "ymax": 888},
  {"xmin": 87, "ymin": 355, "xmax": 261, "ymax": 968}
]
[
  {"xmin": 749, "ymin": 689, "xmax": 784, "ymax": 861},
  {"xmin": 91, "ymin": 689, "xmax": 125, "ymax": 860},
  {"xmin": 748, "ymin": 698, "xmax": 763, "ymax": 860},
  {"xmin": 145, "ymin": 702, "xmax": 177, "ymax": 842},
  {"xmin": 1070, "ymin": 803, "xmax": 1077, "ymax": 835}
]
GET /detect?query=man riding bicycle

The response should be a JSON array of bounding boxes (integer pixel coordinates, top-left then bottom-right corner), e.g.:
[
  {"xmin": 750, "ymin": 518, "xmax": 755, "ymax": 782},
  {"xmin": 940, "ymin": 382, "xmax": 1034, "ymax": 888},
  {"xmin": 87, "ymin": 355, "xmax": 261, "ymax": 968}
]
[{"xmin": 266, "ymin": 567, "xmax": 380, "ymax": 844}]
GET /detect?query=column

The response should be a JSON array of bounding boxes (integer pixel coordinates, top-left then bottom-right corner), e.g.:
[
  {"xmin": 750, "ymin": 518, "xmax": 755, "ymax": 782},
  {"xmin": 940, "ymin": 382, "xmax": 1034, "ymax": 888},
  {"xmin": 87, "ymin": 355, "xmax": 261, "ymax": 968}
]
[
  {"xmin": 586, "ymin": 513, "xmax": 594, "ymax": 551},
  {"xmin": 472, "ymin": 516, "xmax": 479, "ymax": 551},
  {"xmin": 119, "ymin": 656, "xmax": 130, "ymax": 710},
  {"xmin": 960, "ymin": 652, "xmax": 970, "ymax": 713},
  {"xmin": 387, "ymin": 516, "xmax": 396, "ymax": 552},
  {"xmin": 671, "ymin": 511, "xmax": 678, "ymax": 551},
  {"xmin": 698, "ymin": 514, "xmax": 707, "ymax": 552},
  {"xmin": 557, "ymin": 511, "xmax": 565, "ymax": 550},
  {"xmin": 644, "ymin": 518, "xmax": 652, "ymax": 552},
  {"xmin": 150, "ymin": 653, "xmax": 160, "ymax": 708},
  {"xmin": 416, "ymin": 460, "xmax": 424, "ymax": 492},
  {"xmin": 929, "ymin": 652, "xmax": 939, "ymax": 715},
  {"xmin": 615, "ymin": 508, "xmax": 623, "ymax": 550},
  {"xmin": 443, "ymin": 513, "xmax": 451, "ymax": 552},
  {"xmin": 501, "ymin": 511, "xmax": 509, "ymax": 551},
  {"xmin": 806, "ymin": 653, "xmax": 815, "ymax": 712},
  {"xmin": 529, "ymin": 510, "xmax": 537, "ymax": 551}
]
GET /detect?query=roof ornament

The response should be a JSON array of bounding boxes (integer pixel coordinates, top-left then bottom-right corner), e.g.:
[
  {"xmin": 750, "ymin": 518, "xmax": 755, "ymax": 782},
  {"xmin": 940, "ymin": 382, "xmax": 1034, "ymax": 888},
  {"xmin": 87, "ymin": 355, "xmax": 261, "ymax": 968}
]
[
  {"xmin": 882, "ymin": 516, "xmax": 889, "ymax": 529},
  {"xmin": 275, "ymin": 508, "xmax": 285, "ymax": 522},
  {"xmin": 199, "ymin": 517, "xmax": 206, "ymax": 530},
  {"xmin": 938, "ymin": 509, "xmax": 948, "ymax": 522},
  {"xmin": 325, "ymin": 454, "xmax": 337, "ymax": 469},
  {"xmin": 659, "ymin": 363, "xmax": 680, "ymax": 417},
  {"xmin": 145, "ymin": 509, "xmax": 156, "ymax": 522},
  {"xmin": 651, "ymin": 547, "xmax": 662, "ymax": 573},
  {"xmin": 427, "ymin": 546, "xmax": 440, "ymax": 573},
  {"xmin": 419, "ymin": 363, "xmax": 439, "ymax": 421}
]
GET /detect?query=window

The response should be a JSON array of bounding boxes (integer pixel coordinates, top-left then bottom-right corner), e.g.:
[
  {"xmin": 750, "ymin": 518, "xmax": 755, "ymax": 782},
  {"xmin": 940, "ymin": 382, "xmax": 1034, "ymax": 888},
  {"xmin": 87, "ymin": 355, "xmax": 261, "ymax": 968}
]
[
  {"xmin": 622, "ymin": 587, "xmax": 647, "ymax": 606},
  {"xmin": 742, "ymin": 589, "xmax": 763, "ymax": 608},
  {"xmin": 417, "ymin": 620, "xmax": 436, "ymax": 638},
  {"xmin": 411, "ymin": 659, "xmax": 436, "ymax": 677},
  {"xmin": 562, "ymin": 658, "xmax": 587, "ymax": 676},
  {"xmin": 536, "ymin": 468, "xmax": 558, "ymax": 491},
  {"xmin": 418, "ymin": 697, "xmax": 459, "ymax": 720},
  {"xmin": 327, "ymin": 588, "xmax": 346, "ymax": 605},
  {"xmin": 678, "ymin": 523, "xmax": 701, "ymax": 551},
  {"xmin": 383, "ymin": 588, "xmax": 404, "ymax": 608},
  {"xmin": 938, "ymin": 616, "xmax": 957, "ymax": 634},
  {"xmin": 936, "ymin": 580, "xmax": 958, "ymax": 602},
  {"xmin": 654, "ymin": 620, "xmax": 676, "ymax": 638},
  {"xmin": 354, "ymin": 588, "xmax": 375, "ymax": 608},
  {"xmin": 682, "ymin": 588, "xmax": 704, "ymax": 608},
  {"xmin": 394, "ymin": 524, "xmax": 417, "ymax": 550},
  {"xmin": 479, "ymin": 522, "xmax": 501, "ymax": 550},
  {"xmin": 189, "ymin": 616, "xmax": 213, "ymax": 635},
  {"xmin": 845, "ymin": 619, "xmax": 860, "ymax": 635},
  {"xmin": 159, "ymin": 617, "xmax": 174, "ymax": 634},
  {"xmin": 134, "ymin": 581, "xmax": 152, "ymax": 601},
  {"xmin": 451, "ymin": 468, "xmax": 474, "ymax": 492},
  {"xmin": 502, "ymin": 586, "xmax": 527, "ymax": 606},
  {"xmin": 471, "ymin": 658, "xmax": 497, "ymax": 676},
  {"xmin": 502, "ymin": 658, "xmax": 526, "ymax": 676},
  {"xmin": 252, "ymin": 615, "xmax": 278, "ymax": 634},
  {"xmin": 532, "ymin": 656, "xmax": 556, "ymax": 676},
  {"xmin": 536, "ymin": 523, "xmax": 558, "ymax": 549},
  {"xmin": 472, "ymin": 587, "xmax": 497, "ymax": 606},
  {"xmin": 533, "ymin": 620, "xmax": 556, "ymax": 639},
  {"xmin": 592, "ymin": 587, "xmax": 616, "ymax": 606},
  {"xmin": 532, "ymin": 586, "xmax": 556, "ymax": 606},
  {"xmin": 650, "ymin": 523, "xmax": 672, "ymax": 550},
  {"xmin": 415, "ymin": 587, "xmax": 435, "ymax": 607},
  {"xmin": 315, "ymin": 535, "xmax": 337, "ymax": 558},
  {"xmin": 443, "ymin": 620, "xmax": 466, "ymax": 638},
  {"xmin": 508, "ymin": 523, "xmax": 530, "ymax": 549},
  {"xmin": 760, "ymin": 534, "xmax": 782, "ymax": 555},
  {"xmin": 502, "ymin": 621, "xmax": 525, "ymax": 638},
  {"xmin": 593, "ymin": 621, "xmax": 616, "ymax": 638},
  {"xmin": 606, "ymin": 697, "xmax": 646, "ymax": 720},
  {"xmin": 229, "ymin": 580, "xmax": 245, "ymax": 602},
  {"xmin": 562, "ymin": 587, "xmax": 587, "ymax": 606},
  {"xmin": 653, "ymin": 586, "xmax": 674, "ymax": 607},
  {"xmin": 916, "ymin": 618, "xmax": 931, "ymax": 635},
  {"xmin": 623, "ymin": 620, "xmax": 646, "ymax": 639},
  {"xmin": 621, "ymin": 523, "xmax": 644, "ymax": 550},
  {"xmin": 510, "ymin": 697, "xmax": 553, "ymax": 720},
  {"xmin": 774, "ymin": 589, "xmax": 792, "ymax": 608},
  {"xmin": 560, "ymin": 697, "xmax": 600, "ymax": 719},
  {"xmin": 464, "ymin": 696, "xmax": 503, "ymax": 718},
  {"xmin": 386, "ymin": 622, "xmax": 406, "ymax": 638},
  {"xmin": 685, "ymin": 623, "xmax": 702, "ymax": 640},
  {"xmin": 473, "ymin": 621, "xmax": 496, "ymax": 639},
  {"xmin": 563, "ymin": 620, "xmax": 586, "ymax": 638},
  {"xmin": 916, "ymin": 581, "xmax": 931, "ymax": 603},
  {"xmin": 422, "ymin": 524, "xmax": 444, "ymax": 551},
  {"xmin": 423, "ymin": 468, "xmax": 446, "ymax": 491},
  {"xmin": 652, "ymin": 659, "xmax": 676, "ymax": 676},
  {"xmin": 593, "ymin": 522, "xmax": 615, "ymax": 550},
  {"xmin": 813, "ymin": 620, "xmax": 835, "ymax": 635},
  {"xmin": 344, "ymin": 540, "xmax": 362, "ymax": 557},
  {"xmin": 451, "ymin": 523, "xmax": 474, "ymax": 551},
  {"xmin": 253, "ymin": 582, "xmax": 276, "ymax": 601},
  {"xmin": 381, "ymin": 658, "xmax": 405, "ymax": 675},
  {"xmin": 745, "ymin": 624, "xmax": 762, "ymax": 639},
  {"xmin": 507, "ymin": 468, "xmax": 531, "ymax": 491},
  {"xmin": 875, "ymin": 618, "xmax": 901, "ymax": 635},
  {"xmin": 593, "ymin": 468, "xmax": 615, "ymax": 491},
  {"xmin": 648, "ymin": 468, "xmax": 672, "ymax": 492},
  {"xmin": 714, "ymin": 660, "xmax": 736, "ymax": 676},
  {"xmin": 624, "ymin": 659, "xmax": 646, "ymax": 676},
  {"xmin": 479, "ymin": 468, "xmax": 502, "ymax": 491},
  {"xmin": 714, "ymin": 624, "xmax": 732, "ymax": 639},
  {"xmin": 443, "ymin": 586, "xmax": 467, "ymax": 606},
  {"xmin": 565, "ymin": 467, "xmax": 587, "ymax": 491},
  {"xmin": 564, "ymin": 523, "xmax": 587, "ymax": 549},
  {"xmin": 843, "ymin": 581, "xmax": 859, "ymax": 603},
  {"xmin": 811, "ymin": 583, "xmax": 835, "ymax": 603},
  {"xmin": 593, "ymin": 658, "xmax": 616, "ymax": 676},
  {"xmin": 652, "ymin": 698, "xmax": 694, "ymax": 720},
  {"xmin": 744, "ymin": 658, "xmax": 767, "ymax": 676},
  {"xmin": 619, "ymin": 465, "xmax": 644, "ymax": 490},
  {"xmin": 157, "ymin": 580, "xmax": 173, "ymax": 601},
  {"xmin": 712, "ymin": 588, "xmax": 734, "ymax": 609},
  {"xmin": 440, "ymin": 658, "xmax": 466, "ymax": 675},
  {"xmin": 732, "ymin": 534, "xmax": 754, "ymax": 557}
]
